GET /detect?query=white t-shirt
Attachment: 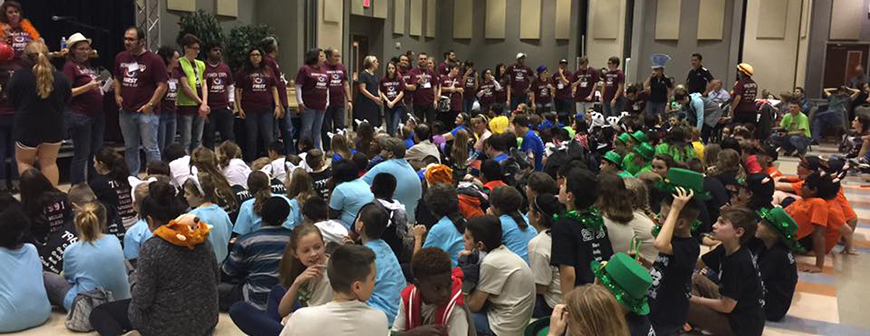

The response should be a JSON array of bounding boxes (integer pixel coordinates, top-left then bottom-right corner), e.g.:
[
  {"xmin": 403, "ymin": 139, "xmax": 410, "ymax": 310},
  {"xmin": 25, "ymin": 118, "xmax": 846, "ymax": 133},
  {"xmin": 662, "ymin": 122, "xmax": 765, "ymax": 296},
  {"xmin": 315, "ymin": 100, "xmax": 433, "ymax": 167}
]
[
  {"xmin": 477, "ymin": 245, "xmax": 535, "ymax": 336},
  {"xmin": 223, "ymin": 158, "xmax": 252, "ymax": 189},
  {"xmin": 391, "ymin": 298, "xmax": 469, "ymax": 336},
  {"xmin": 603, "ymin": 215, "xmax": 637, "ymax": 256},
  {"xmin": 169, "ymin": 155, "xmax": 191, "ymax": 187},
  {"xmin": 628, "ymin": 210, "xmax": 658, "ymax": 264},
  {"xmin": 279, "ymin": 300, "xmax": 390, "ymax": 336},
  {"xmin": 527, "ymin": 230, "xmax": 561, "ymax": 309},
  {"xmin": 314, "ymin": 220, "xmax": 350, "ymax": 246}
]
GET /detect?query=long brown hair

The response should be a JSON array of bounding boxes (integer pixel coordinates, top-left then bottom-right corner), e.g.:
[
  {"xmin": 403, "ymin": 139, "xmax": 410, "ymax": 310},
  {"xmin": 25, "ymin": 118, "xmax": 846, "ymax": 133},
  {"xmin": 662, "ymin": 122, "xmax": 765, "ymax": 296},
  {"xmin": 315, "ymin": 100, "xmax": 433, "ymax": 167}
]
[
  {"xmin": 286, "ymin": 168, "xmax": 315, "ymax": 203},
  {"xmin": 596, "ymin": 173, "xmax": 635, "ymax": 223},
  {"xmin": 191, "ymin": 147, "xmax": 238, "ymax": 210},
  {"xmin": 216, "ymin": 140, "xmax": 243, "ymax": 168},
  {"xmin": 24, "ymin": 42, "xmax": 54, "ymax": 99},
  {"xmin": 278, "ymin": 224, "xmax": 324, "ymax": 288},
  {"xmin": 566, "ymin": 285, "xmax": 630, "ymax": 336},
  {"xmin": 330, "ymin": 134, "xmax": 353, "ymax": 161},
  {"xmin": 248, "ymin": 171, "xmax": 271, "ymax": 216},
  {"xmin": 451, "ymin": 129, "xmax": 470, "ymax": 169},
  {"xmin": 74, "ymin": 202, "xmax": 106, "ymax": 244}
]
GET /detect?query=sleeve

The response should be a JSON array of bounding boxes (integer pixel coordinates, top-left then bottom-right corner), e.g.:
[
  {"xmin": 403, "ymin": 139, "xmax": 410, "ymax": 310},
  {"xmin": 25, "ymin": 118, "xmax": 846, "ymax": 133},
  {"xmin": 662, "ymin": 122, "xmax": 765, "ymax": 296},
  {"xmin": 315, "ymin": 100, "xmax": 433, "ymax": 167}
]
[
  {"xmin": 233, "ymin": 203, "xmax": 253, "ymax": 235},
  {"xmin": 62, "ymin": 246, "xmax": 77, "ymax": 283},
  {"xmin": 809, "ymin": 200, "xmax": 829, "ymax": 227},
  {"xmin": 701, "ymin": 245, "xmax": 725, "ymax": 271},
  {"xmin": 670, "ymin": 240, "xmax": 699, "ymax": 272},
  {"xmin": 398, "ymin": 77, "xmax": 406, "ymax": 91},
  {"xmin": 550, "ymin": 221, "xmax": 577, "ymax": 267},
  {"xmin": 391, "ymin": 300, "xmax": 407, "ymax": 331},
  {"xmin": 221, "ymin": 241, "xmax": 245, "ymax": 280},
  {"xmin": 779, "ymin": 115, "xmax": 790, "ymax": 128},
  {"xmin": 329, "ymin": 185, "xmax": 345, "ymax": 211},
  {"xmin": 62, "ymin": 63, "xmax": 77, "ymax": 87},
  {"xmin": 591, "ymin": 68, "xmax": 600, "ymax": 82},
  {"xmin": 123, "ymin": 231, "xmax": 140, "ymax": 260},
  {"xmin": 617, "ymin": 71, "xmax": 625, "ymax": 85},
  {"xmin": 733, "ymin": 82, "xmax": 743, "ymax": 96},
  {"xmin": 294, "ymin": 67, "xmax": 307, "ymax": 88},
  {"xmin": 225, "ymin": 66, "xmax": 235, "ymax": 86},
  {"xmin": 130, "ymin": 241, "xmax": 159, "ymax": 311},
  {"xmin": 693, "ymin": 98, "xmax": 705, "ymax": 129},
  {"xmin": 477, "ymin": 259, "xmax": 507, "ymax": 296},
  {"xmin": 114, "ymin": 54, "xmax": 123, "ymax": 78},
  {"xmin": 529, "ymin": 245, "xmax": 553, "ymax": 286}
]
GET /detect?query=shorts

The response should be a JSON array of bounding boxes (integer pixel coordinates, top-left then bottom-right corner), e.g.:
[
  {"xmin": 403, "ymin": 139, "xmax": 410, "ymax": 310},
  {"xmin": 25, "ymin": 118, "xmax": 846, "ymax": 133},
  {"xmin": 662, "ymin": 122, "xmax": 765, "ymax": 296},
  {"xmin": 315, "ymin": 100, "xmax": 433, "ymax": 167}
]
[{"xmin": 16, "ymin": 140, "xmax": 62, "ymax": 150}]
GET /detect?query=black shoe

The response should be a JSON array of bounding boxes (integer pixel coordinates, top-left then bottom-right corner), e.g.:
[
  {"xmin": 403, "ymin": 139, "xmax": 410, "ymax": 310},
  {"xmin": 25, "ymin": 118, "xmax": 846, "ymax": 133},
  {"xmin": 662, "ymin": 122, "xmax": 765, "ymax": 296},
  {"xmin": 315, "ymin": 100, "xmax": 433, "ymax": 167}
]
[{"xmin": 811, "ymin": 140, "xmax": 820, "ymax": 145}]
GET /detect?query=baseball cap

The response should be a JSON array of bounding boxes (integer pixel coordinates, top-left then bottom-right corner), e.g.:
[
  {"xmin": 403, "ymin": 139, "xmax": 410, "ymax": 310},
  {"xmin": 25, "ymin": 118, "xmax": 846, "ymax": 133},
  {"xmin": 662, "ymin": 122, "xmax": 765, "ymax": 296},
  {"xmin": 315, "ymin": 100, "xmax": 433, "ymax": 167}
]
[
  {"xmin": 516, "ymin": 52, "xmax": 526, "ymax": 59},
  {"xmin": 559, "ymin": 59, "xmax": 568, "ymax": 64}
]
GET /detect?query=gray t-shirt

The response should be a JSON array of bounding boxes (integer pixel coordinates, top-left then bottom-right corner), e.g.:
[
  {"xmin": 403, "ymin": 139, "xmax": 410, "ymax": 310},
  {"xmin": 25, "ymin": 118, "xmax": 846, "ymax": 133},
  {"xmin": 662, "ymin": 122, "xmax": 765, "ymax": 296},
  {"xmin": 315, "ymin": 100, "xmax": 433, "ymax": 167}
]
[
  {"xmin": 528, "ymin": 230, "xmax": 562, "ymax": 309},
  {"xmin": 478, "ymin": 245, "xmax": 535, "ymax": 336},
  {"xmin": 279, "ymin": 300, "xmax": 389, "ymax": 336}
]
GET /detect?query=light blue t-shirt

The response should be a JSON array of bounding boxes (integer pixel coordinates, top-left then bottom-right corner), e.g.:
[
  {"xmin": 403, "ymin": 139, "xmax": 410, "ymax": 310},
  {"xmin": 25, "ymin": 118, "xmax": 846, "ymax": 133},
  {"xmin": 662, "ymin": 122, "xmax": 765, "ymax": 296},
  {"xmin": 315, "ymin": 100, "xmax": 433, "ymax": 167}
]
[
  {"xmin": 0, "ymin": 244, "xmax": 51, "ymax": 332},
  {"xmin": 62, "ymin": 235, "xmax": 131, "ymax": 310},
  {"xmin": 123, "ymin": 219, "xmax": 153, "ymax": 260},
  {"xmin": 499, "ymin": 213, "xmax": 537, "ymax": 264},
  {"xmin": 422, "ymin": 216, "xmax": 466, "ymax": 267},
  {"xmin": 190, "ymin": 204, "xmax": 234, "ymax": 263},
  {"xmin": 233, "ymin": 194, "xmax": 299, "ymax": 235},
  {"xmin": 329, "ymin": 179, "xmax": 375, "ymax": 229},
  {"xmin": 362, "ymin": 159, "xmax": 422, "ymax": 223},
  {"xmin": 286, "ymin": 198, "xmax": 303, "ymax": 231},
  {"xmin": 364, "ymin": 239, "xmax": 406, "ymax": 326}
]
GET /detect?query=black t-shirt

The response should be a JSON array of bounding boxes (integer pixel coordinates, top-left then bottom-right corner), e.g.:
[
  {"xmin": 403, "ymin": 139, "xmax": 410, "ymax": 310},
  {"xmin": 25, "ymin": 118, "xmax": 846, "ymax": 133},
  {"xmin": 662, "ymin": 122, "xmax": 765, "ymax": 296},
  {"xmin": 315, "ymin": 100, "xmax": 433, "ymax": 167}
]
[
  {"xmin": 270, "ymin": 178, "xmax": 287, "ymax": 195},
  {"xmin": 686, "ymin": 67, "xmax": 714, "ymax": 94},
  {"xmin": 702, "ymin": 245, "xmax": 765, "ymax": 336},
  {"xmin": 102, "ymin": 200, "xmax": 127, "ymax": 242},
  {"xmin": 625, "ymin": 312, "xmax": 654, "ymax": 336},
  {"xmin": 703, "ymin": 176, "xmax": 729, "ymax": 234},
  {"xmin": 90, "ymin": 175, "xmax": 136, "ymax": 226},
  {"xmin": 231, "ymin": 185, "xmax": 254, "ymax": 222},
  {"xmin": 752, "ymin": 240, "xmax": 798, "ymax": 321},
  {"xmin": 649, "ymin": 76, "xmax": 673, "ymax": 103},
  {"xmin": 309, "ymin": 168, "xmax": 333, "ymax": 200},
  {"xmin": 649, "ymin": 236, "xmax": 700, "ymax": 335},
  {"xmin": 26, "ymin": 193, "xmax": 77, "ymax": 273},
  {"xmin": 550, "ymin": 215, "xmax": 614, "ymax": 286}
]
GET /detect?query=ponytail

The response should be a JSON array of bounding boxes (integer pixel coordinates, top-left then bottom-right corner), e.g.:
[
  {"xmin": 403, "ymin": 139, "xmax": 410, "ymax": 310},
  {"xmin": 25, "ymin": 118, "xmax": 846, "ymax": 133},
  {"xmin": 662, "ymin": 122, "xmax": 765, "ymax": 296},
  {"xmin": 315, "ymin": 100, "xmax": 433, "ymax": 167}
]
[
  {"xmin": 191, "ymin": 147, "xmax": 238, "ymax": 210},
  {"xmin": 248, "ymin": 171, "xmax": 271, "ymax": 216},
  {"xmin": 75, "ymin": 202, "xmax": 106, "ymax": 243},
  {"xmin": 490, "ymin": 186, "xmax": 529, "ymax": 230},
  {"xmin": 25, "ymin": 42, "xmax": 54, "ymax": 99},
  {"xmin": 96, "ymin": 147, "xmax": 131, "ymax": 187}
]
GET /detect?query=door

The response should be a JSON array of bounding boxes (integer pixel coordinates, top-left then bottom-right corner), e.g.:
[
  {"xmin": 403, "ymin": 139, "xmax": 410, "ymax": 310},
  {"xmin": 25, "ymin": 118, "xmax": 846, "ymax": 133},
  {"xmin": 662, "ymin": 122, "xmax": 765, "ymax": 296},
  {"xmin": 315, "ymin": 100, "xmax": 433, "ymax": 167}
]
[
  {"xmin": 823, "ymin": 43, "xmax": 870, "ymax": 90},
  {"xmin": 350, "ymin": 35, "xmax": 370, "ymax": 102}
]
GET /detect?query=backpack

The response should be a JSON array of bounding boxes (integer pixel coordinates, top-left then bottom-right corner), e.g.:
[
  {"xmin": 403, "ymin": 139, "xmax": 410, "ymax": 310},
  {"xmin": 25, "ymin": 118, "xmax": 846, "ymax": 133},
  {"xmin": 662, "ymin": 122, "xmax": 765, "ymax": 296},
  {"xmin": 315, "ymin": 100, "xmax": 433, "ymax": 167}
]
[{"xmin": 65, "ymin": 287, "xmax": 115, "ymax": 332}]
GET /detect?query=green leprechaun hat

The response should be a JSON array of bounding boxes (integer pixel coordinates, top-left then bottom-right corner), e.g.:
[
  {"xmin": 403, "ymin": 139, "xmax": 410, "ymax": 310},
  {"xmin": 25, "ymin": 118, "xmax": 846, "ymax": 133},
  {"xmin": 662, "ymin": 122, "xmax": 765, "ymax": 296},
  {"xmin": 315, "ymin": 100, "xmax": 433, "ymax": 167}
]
[
  {"xmin": 616, "ymin": 132, "xmax": 633, "ymax": 145},
  {"xmin": 603, "ymin": 151, "xmax": 623, "ymax": 168},
  {"xmin": 654, "ymin": 167, "xmax": 712, "ymax": 200},
  {"xmin": 630, "ymin": 130, "xmax": 649, "ymax": 143},
  {"xmin": 757, "ymin": 207, "xmax": 806, "ymax": 253},
  {"xmin": 592, "ymin": 252, "xmax": 653, "ymax": 315},
  {"xmin": 634, "ymin": 142, "xmax": 655, "ymax": 161},
  {"xmin": 524, "ymin": 317, "xmax": 551, "ymax": 336}
]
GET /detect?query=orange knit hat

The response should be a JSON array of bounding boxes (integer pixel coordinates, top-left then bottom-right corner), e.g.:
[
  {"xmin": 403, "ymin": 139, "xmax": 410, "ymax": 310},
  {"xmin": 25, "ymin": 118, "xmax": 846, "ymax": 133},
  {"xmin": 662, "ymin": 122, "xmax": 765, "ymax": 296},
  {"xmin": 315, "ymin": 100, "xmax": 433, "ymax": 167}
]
[{"xmin": 424, "ymin": 164, "xmax": 453, "ymax": 185}]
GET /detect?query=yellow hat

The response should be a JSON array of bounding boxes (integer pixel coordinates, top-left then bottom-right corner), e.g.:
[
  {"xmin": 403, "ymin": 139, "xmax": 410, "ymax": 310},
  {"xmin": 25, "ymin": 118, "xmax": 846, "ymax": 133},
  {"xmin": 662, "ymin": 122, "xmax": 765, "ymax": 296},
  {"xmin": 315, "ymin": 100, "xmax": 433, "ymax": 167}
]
[
  {"xmin": 737, "ymin": 63, "xmax": 754, "ymax": 76},
  {"xmin": 489, "ymin": 115, "xmax": 510, "ymax": 134}
]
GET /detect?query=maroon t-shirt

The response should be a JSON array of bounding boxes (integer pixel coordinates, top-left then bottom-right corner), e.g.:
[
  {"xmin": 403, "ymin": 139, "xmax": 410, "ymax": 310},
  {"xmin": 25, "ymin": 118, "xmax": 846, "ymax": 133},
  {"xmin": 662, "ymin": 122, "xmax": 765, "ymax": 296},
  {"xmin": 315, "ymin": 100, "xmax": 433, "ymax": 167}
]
[
  {"xmin": 9, "ymin": 28, "xmax": 34, "ymax": 58},
  {"xmin": 494, "ymin": 78, "xmax": 508, "ymax": 103},
  {"xmin": 160, "ymin": 71, "xmax": 178, "ymax": 115},
  {"xmin": 552, "ymin": 70, "xmax": 573, "ymax": 100},
  {"xmin": 114, "ymin": 50, "xmax": 168, "ymax": 112},
  {"xmin": 441, "ymin": 75, "xmax": 463, "ymax": 112},
  {"xmin": 408, "ymin": 67, "xmax": 439, "ymax": 106},
  {"xmin": 63, "ymin": 61, "xmax": 103, "ymax": 116},
  {"xmin": 437, "ymin": 62, "xmax": 451, "ymax": 77},
  {"xmin": 235, "ymin": 70, "xmax": 276, "ymax": 113},
  {"xmin": 263, "ymin": 56, "xmax": 288, "ymax": 107},
  {"xmin": 325, "ymin": 63, "xmax": 348, "ymax": 106},
  {"xmin": 464, "ymin": 72, "xmax": 477, "ymax": 92},
  {"xmin": 531, "ymin": 77, "xmax": 553, "ymax": 104},
  {"xmin": 380, "ymin": 76, "xmax": 405, "ymax": 102},
  {"xmin": 294, "ymin": 65, "xmax": 329, "ymax": 111},
  {"xmin": 573, "ymin": 67, "xmax": 599, "ymax": 102},
  {"xmin": 506, "ymin": 64, "xmax": 534, "ymax": 94},
  {"xmin": 205, "ymin": 61, "xmax": 233, "ymax": 110},
  {"xmin": 602, "ymin": 69, "xmax": 625, "ymax": 102},
  {"xmin": 400, "ymin": 69, "xmax": 414, "ymax": 105},
  {"xmin": 477, "ymin": 79, "xmax": 498, "ymax": 106},
  {"xmin": 733, "ymin": 77, "xmax": 758, "ymax": 113}
]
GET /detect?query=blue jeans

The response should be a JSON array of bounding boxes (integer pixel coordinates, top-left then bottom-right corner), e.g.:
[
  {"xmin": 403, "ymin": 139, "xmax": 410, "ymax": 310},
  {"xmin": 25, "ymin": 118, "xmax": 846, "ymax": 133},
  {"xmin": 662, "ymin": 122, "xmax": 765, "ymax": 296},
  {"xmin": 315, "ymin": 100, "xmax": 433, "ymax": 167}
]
[
  {"xmin": 301, "ymin": 108, "xmax": 326, "ymax": 149},
  {"xmin": 177, "ymin": 113, "xmax": 204, "ymax": 152},
  {"xmin": 65, "ymin": 111, "xmax": 104, "ymax": 184},
  {"xmin": 771, "ymin": 133, "xmax": 809, "ymax": 154},
  {"xmin": 157, "ymin": 112, "xmax": 177, "ymax": 156},
  {"xmin": 0, "ymin": 114, "xmax": 17, "ymax": 186},
  {"xmin": 244, "ymin": 111, "xmax": 274, "ymax": 162},
  {"xmin": 811, "ymin": 110, "xmax": 843, "ymax": 141},
  {"xmin": 510, "ymin": 93, "xmax": 529, "ymax": 110},
  {"xmin": 119, "ymin": 110, "xmax": 160, "ymax": 175},
  {"xmin": 464, "ymin": 98, "xmax": 476, "ymax": 114},
  {"xmin": 278, "ymin": 107, "xmax": 296, "ymax": 155},
  {"xmin": 385, "ymin": 105, "xmax": 404, "ymax": 136},
  {"xmin": 472, "ymin": 310, "xmax": 495, "ymax": 336},
  {"xmin": 228, "ymin": 285, "xmax": 293, "ymax": 336},
  {"xmin": 602, "ymin": 97, "xmax": 625, "ymax": 117}
]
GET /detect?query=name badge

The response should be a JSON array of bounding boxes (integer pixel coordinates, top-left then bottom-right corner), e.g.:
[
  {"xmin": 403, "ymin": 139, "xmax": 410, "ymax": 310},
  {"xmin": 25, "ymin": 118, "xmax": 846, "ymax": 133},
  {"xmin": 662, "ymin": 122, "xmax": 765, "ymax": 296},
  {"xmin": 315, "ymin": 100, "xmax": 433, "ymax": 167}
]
[
  {"xmin": 422, "ymin": 82, "xmax": 431, "ymax": 89},
  {"xmin": 127, "ymin": 63, "xmax": 140, "ymax": 72},
  {"xmin": 557, "ymin": 83, "xmax": 564, "ymax": 90},
  {"xmin": 580, "ymin": 82, "xmax": 588, "ymax": 88}
]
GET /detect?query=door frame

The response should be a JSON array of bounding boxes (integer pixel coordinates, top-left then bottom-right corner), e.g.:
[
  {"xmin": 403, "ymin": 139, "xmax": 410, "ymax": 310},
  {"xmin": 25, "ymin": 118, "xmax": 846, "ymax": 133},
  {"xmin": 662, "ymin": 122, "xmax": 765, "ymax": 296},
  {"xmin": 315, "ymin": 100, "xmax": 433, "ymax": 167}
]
[{"xmin": 820, "ymin": 41, "xmax": 870, "ymax": 90}]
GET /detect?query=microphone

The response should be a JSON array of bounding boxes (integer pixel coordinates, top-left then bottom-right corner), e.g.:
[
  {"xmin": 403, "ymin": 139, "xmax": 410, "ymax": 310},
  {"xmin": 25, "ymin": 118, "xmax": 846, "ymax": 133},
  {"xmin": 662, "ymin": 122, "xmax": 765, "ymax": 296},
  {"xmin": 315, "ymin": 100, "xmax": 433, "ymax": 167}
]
[{"xmin": 52, "ymin": 16, "xmax": 76, "ymax": 21}]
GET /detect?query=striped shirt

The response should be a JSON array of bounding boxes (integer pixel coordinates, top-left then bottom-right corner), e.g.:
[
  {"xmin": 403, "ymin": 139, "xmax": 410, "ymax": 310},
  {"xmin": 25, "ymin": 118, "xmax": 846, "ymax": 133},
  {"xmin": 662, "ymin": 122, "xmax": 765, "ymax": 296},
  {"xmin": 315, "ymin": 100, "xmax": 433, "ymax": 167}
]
[{"xmin": 221, "ymin": 226, "xmax": 292, "ymax": 310}]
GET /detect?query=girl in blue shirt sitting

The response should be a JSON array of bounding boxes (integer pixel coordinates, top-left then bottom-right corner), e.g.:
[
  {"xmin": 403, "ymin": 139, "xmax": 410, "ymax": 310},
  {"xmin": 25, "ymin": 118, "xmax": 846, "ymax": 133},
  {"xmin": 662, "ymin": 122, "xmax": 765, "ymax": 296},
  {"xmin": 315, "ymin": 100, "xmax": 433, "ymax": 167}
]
[
  {"xmin": 330, "ymin": 133, "xmax": 356, "ymax": 163},
  {"xmin": 43, "ymin": 202, "xmax": 131, "ymax": 311},
  {"xmin": 412, "ymin": 183, "xmax": 467, "ymax": 266},
  {"xmin": 489, "ymin": 186, "xmax": 537, "ymax": 264},
  {"xmin": 234, "ymin": 171, "xmax": 299, "ymax": 235},
  {"xmin": 184, "ymin": 172, "xmax": 235, "ymax": 264}
]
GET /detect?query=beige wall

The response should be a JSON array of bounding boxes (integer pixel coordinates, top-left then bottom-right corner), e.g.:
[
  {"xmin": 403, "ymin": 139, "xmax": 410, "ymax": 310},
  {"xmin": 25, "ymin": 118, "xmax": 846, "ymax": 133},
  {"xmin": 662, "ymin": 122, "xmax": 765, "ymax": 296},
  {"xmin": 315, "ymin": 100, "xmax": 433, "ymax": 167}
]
[
  {"xmin": 318, "ymin": 0, "xmax": 344, "ymax": 53},
  {"xmin": 794, "ymin": 0, "xmax": 813, "ymax": 89},
  {"xmin": 587, "ymin": 0, "xmax": 627, "ymax": 68},
  {"xmin": 742, "ymin": 0, "xmax": 804, "ymax": 94}
]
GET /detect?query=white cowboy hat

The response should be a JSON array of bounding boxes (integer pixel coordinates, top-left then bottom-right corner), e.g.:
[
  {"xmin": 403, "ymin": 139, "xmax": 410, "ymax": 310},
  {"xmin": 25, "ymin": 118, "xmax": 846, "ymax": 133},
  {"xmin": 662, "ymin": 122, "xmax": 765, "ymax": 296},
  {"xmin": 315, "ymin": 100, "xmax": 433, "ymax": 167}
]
[{"xmin": 66, "ymin": 33, "xmax": 92, "ymax": 48}]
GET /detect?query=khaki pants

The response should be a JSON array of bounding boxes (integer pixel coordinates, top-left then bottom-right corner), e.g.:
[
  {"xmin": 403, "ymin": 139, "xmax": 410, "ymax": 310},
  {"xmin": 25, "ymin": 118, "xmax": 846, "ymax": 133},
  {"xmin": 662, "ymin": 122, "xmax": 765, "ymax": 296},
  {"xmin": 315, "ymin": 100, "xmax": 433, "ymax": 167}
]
[{"xmin": 686, "ymin": 273, "xmax": 738, "ymax": 336}]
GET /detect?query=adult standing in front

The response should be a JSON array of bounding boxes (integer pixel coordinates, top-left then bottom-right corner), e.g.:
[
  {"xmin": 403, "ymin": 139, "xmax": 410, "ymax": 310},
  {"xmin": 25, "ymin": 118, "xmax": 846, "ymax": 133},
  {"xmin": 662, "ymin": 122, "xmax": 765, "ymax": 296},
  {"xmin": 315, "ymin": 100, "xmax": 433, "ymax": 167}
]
[
  {"xmin": 63, "ymin": 33, "xmax": 104, "ymax": 185},
  {"xmin": 552, "ymin": 59, "xmax": 573, "ymax": 122},
  {"xmin": 398, "ymin": 54, "xmax": 414, "ymax": 117},
  {"xmin": 114, "ymin": 26, "xmax": 168, "ymax": 175},
  {"xmin": 462, "ymin": 61, "xmax": 479, "ymax": 114},
  {"xmin": 0, "ymin": 1, "xmax": 40, "ymax": 67},
  {"xmin": 323, "ymin": 48, "xmax": 352, "ymax": 150},
  {"xmin": 10, "ymin": 42, "xmax": 71, "ymax": 186},
  {"xmin": 437, "ymin": 50, "xmax": 456, "ymax": 77},
  {"xmin": 407, "ymin": 53, "xmax": 439, "ymax": 124},
  {"xmin": 440, "ymin": 64, "xmax": 464, "ymax": 128},
  {"xmin": 506, "ymin": 53, "xmax": 534, "ymax": 110},
  {"xmin": 235, "ymin": 46, "xmax": 282, "ymax": 162},
  {"xmin": 493, "ymin": 64, "xmax": 509, "ymax": 115},
  {"xmin": 686, "ymin": 53, "xmax": 713, "ymax": 95},
  {"xmin": 644, "ymin": 54, "xmax": 673, "ymax": 116},
  {"xmin": 380, "ymin": 61, "xmax": 405, "ymax": 136},
  {"xmin": 602, "ymin": 56, "xmax": 625, "ymax": 117},
  {"xmin": 262, "ymin": 37, "xmax": 293, "ymax": 154},
  {"xmin": 477, "ymin": 68, "xmax": 499, "ymax": 116},
  {"xmin": 176, "ymin": 34, "xmax": 209, "ymax": 153},
  {"xmin": 295, "ymin": 48, "xmax": 329, "ymax": 149},
  {"xmin": 572, "ymin": 57, "xmax": 598, "ymax": 118},
  {"xmin": 530, "ymin": 66, "xmax": 554, "ymax": 113},
  {"xmin": 203, "ymin": 44, "xmax": 235, "ymax": 149},
  {"xmin": 729, "ymin": 63, "xmax": 758, "ymax": 125},
  {"xmin": 355, "ymin": 55, "xmax": 382, "ymax": 127}
]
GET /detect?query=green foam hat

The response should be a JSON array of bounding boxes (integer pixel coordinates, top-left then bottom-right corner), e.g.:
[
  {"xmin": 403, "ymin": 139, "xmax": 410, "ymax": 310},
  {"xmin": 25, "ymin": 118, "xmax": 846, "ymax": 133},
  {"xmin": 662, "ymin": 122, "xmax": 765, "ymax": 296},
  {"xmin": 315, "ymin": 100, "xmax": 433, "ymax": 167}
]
[
  {"xmin": 616, "ymin": 132, "xmax": 633, "ymax": 145},
  {"xmin": 634, "ymin": 142, "xmax": 655, "ymax": 161},
  {"xmin": 653, "ymin": 167, "xmax": 712, "ymax": 200},
  {"xmin": 524, "ymin": 318, "xmax": 550, "ymax": 336},
  {"xmin": 602, "ymin": 151, "xmax": 623, "ymax": 168},
  {"xmin": 591, "ymin": 252, "xmax": 653, "ymax": 315},
  {"xmin": 630, "ymin": 130, "xmax": 649, "ymax": 143},
  {"xmin": 757, "ymin": 207, "xmax": 806, "ymax": 253}
]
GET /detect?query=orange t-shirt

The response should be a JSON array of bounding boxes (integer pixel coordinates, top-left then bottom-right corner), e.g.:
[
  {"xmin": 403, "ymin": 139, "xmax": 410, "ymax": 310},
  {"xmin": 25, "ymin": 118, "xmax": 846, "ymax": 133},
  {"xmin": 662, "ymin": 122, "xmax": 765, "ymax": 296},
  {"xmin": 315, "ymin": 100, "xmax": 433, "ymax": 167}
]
[
  {"xmin": 790, "ymin": 180, "xmax": 856, "ymax": 222},
  {"xmin": 766, "ymin": 167, "xmax": 783, "ymax": 178},
  {"xmin": 787, "ymin": 198, "xmax": 829, "ymax": 241},
  {"xmin": 824, "ymin": 199, "xmax": 845, "ymax": 253}
]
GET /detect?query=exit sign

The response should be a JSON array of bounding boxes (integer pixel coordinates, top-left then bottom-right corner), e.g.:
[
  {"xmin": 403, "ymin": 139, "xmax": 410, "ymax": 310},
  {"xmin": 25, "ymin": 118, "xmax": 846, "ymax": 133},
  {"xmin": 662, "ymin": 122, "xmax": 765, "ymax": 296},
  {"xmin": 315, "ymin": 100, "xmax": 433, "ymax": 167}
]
[{"xmin": 363, "ymin": 0, "xmax": 370, "ymax": 8}]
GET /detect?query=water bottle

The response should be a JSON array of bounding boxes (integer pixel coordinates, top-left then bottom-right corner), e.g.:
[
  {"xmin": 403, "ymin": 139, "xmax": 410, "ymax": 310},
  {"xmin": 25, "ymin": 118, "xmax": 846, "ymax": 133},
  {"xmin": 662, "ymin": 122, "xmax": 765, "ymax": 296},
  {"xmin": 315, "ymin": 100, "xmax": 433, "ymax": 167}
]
[{"xmin": 60, "ymin": 37, "xmax": 67, "ymax": 50}]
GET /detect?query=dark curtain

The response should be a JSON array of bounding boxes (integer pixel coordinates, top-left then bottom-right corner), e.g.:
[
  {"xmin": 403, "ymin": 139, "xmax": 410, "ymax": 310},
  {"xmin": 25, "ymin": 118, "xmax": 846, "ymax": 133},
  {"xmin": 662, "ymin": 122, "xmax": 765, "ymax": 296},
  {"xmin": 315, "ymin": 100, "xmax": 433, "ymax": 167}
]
[{"xmin": 20, "ymin": 0, "xmax": 136, "ymax": 143}]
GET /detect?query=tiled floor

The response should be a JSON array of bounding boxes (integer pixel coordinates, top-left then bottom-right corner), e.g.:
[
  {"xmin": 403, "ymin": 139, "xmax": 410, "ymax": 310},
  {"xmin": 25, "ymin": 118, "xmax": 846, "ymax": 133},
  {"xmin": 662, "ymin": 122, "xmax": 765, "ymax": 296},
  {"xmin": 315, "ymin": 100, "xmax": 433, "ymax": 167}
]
[{"xmin": 10, "ymin": 145, "xmax": 870, "ymax": 335}]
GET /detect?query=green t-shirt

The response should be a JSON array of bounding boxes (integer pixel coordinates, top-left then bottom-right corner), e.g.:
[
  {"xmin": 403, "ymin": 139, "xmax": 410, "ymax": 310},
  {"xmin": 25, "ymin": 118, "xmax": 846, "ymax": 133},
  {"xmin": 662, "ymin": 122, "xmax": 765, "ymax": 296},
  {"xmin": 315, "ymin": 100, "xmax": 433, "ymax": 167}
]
[
  {"xmin": 655, "ymin": 143, "xmax": 697, "ymax": 163},
  {"xmin": 634, "ymin": 165, "xmax": 652, "ymax": 177},
  {"xmin": 623, "ymin": 152, "xmax": 642, "ymax": 175},
  {"xmin": 780, "ymin": 112, "xmax": 811, "ymax": 138}
]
